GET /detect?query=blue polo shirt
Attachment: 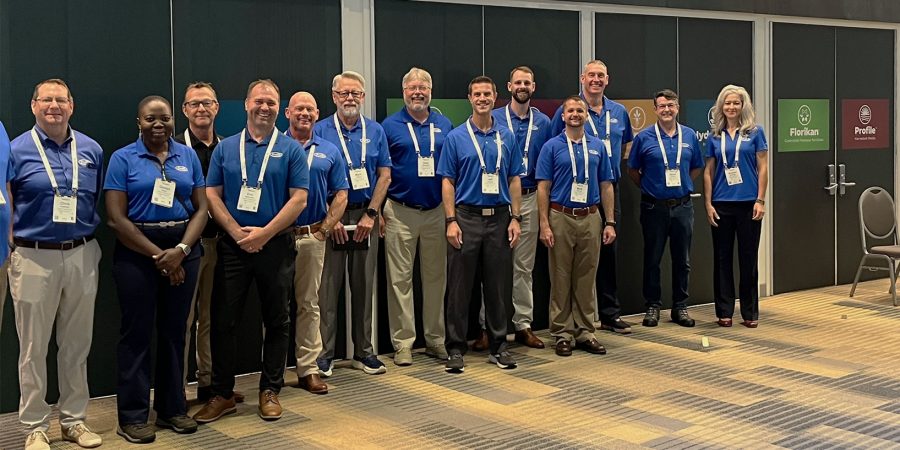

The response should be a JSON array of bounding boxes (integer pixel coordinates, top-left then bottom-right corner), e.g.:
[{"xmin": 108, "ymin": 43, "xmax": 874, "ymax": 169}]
[
  {"xmin": 207, "ymin": 128, "xmax": 309, "ymax": 227},
  {"xmin": 382, "ymin": 107, "xmax": 453, "ymax": 209},
  {"xmin": 706, "ymin": 126, "xmax": 768, "ymax": 202},
  {"xmin": 627, "ymin": 123, "xmax": 704, "ymax": 200},
  {"xmin": 551, "ymin": 95, "xmax": 633, "ymax": 181},
  {"xmin": 536, "ymin": 133, "xmax": 614, "ymax": 208},
  {"xmin": 314, "ymin": 114, "xmax": 391, "ymax": 204},
  {"xmin": 294, "ymin": 135, "xmax": 349, "ymax": 226},
  {"xmin": 437, "ymin": 117, "xmax": 523, "ymax": 207},
  {"xmin": 492, "ymin": 105, "xmax": 552, "ymax": 190},
  {"xmin": 0, "ymin": 122, "xmax": 13, "ymax": 263},
  {"xmin": 10, "ymin": 126, "xmax": 103, "ymax": 241},
  {"xmin": 104, "ymin": 137, "xmax": 205, "ymax": 222}
]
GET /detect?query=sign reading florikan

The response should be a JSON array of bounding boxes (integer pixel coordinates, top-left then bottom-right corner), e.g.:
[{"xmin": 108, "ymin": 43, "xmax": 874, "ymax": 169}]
[
  {"xmin": 777, "ymin": 99, "xmax": 829, "ymax": 152},
  {"xmin": 841, "ymin": 99, "xmax": 889, "ymax": 150}
]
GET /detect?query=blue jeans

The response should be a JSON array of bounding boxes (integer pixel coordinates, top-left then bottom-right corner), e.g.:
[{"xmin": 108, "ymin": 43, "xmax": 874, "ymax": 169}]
[{"xmin": 639, "ymin": 198, "xmax": 694, "ymax": 310}]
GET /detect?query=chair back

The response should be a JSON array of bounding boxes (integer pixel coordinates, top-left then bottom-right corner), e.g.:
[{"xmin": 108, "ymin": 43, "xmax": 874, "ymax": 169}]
[{"xmin": 858, "ymin": 186, "xmax": 898, "ymax": 251}]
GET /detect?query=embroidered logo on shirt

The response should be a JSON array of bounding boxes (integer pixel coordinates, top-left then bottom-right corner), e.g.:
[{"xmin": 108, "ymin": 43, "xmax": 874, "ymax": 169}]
[
  {"xmin": 610, "ymin": 118, "xmax": 619, "ymax": 124},
  {"xmin": 588, "ymin": 149, "xmax": 601, "ymax": 156},
  {"xmin": 681, "ymin": 143, "xmax": 691, "ymax": 148},
  {"xmin": 359, "ymin": 138, "xmax": 371, "ymax": 144},
  {"xmin": 314, "ymin": 153, "xmax": 326, "ymax": 159},
  {"xmin": 530, "ymin": 125, "xmax": 540, "ymax": 131},
  {"xmin": 271, "ymin": 152, "xmax": 284, "ymax": 158},
  {"xmin": 434, "ymin": 128, "xmax": 442, "ymax": 133},
  {"xmin": 175, "ymin": 165, "xmax": 189, "ymax": 172},
  {"xmin": 77, "ymin": 158, "xmax": 92, "ymax": 167}
]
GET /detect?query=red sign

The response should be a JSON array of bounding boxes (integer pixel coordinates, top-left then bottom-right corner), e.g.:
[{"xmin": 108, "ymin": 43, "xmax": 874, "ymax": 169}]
[{"xmin": 841, "ymin": 99, "xmax": 889, "ymax": 149}]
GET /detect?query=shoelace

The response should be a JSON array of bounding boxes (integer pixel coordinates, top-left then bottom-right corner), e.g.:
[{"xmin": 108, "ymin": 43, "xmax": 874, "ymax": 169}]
[
  {"xmin": 28, "ymin": 430, "xmax": 50, "ymax": 444},
  {"xmin": 68, "ymin": 423, "xmax": 89, "ymax": 437},
  {"xmin": 263, "ymin": 391, "xmax": 279, "ymax": 404}
]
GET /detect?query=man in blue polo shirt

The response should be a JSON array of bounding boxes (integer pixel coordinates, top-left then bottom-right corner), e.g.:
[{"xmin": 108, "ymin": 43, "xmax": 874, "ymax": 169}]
[
  {"xmin": 537, "ymin": 96, "xmax": 616, "ymax": 357},
  {"xmin": 552, "ymin": 59, "xmax": 634, "ymax": 335},
  {"xmin": 193, "ymin": 79, "xmax": 309, "ymax": 424},
  {"xmin": 381, "ymin": 67, "xmax": 453, "ymax": 366},
  {"xmin": 438, "ymin": 75, "xmax": 523, "ymax": 373},
  {"xmin": 314, "ymin": 71, "xmax": 392, "ymax": 376},
  {"xmin": 627, "ymin": 89, "xmax": 703, "ymax": 328},
  {"xmin": 284, "ymin": 90, "xmax": 348, "ymax": 394},
  {"xmin": 0, "ymin": 121, "xmax": 12, "ymax": 330},
  {"xmin": 491, "ymin": 65, "xmax": 552, "ymax": 350},
  {"xmin": 9, "ymin": 78, "xmax": 104, "ymax": 450}
]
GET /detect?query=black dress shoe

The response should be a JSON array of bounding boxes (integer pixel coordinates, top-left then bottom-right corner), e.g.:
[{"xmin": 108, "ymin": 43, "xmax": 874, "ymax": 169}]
[
  {"xmin": 555, "ymin": 340, "xmax": 573, "ymax": 357},
  {"xmin": 671, "ymin": 309, "xmax": 695, "ymax": 327},
  {"xmin": 642, "ymin": 307, "xmax": 660, "ymax": 327},
  {"xmin": 575, "ymin": 338, "xmax": 607, "ymax": 355}
]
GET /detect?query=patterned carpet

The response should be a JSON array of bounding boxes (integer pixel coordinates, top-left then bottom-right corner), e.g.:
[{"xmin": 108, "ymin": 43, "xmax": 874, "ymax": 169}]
[{"xmin": 2, "ymin": 278, "xmax": 899, "ymax": 449}]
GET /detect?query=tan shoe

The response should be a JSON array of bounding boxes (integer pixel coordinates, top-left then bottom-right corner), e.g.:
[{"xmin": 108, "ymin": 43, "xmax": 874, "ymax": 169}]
[
  {"xmin": 515, "ymin": 328, "xmax": 546, "ymax": 349},
  {"xmin": 192, "ymin": 395, "xmax": 236, "ymax": 423},
  {"xmin": 258, "ymin": 389, "xmax": 283, "ymax": 420},
  {"xmin": 297, "ymin": 374, "xmax": 328, "ymax": 394},
  {"xmin": 233, "ymin": 390, "xmax": 246, "ymax": 403},
  {"xmin": 471, "ymin": 329, "xmax": 489, "ymax": 351},
  {"xmin": 62, "ymin": 423, "xmax": 102, "ymax": 448},
  {"xmin": 24, "ymin": 430, "xmax": 50, "ymax": 450}
]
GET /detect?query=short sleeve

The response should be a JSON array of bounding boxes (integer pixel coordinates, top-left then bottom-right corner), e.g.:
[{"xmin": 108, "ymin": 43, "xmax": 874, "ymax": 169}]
[{"xmin": 103, "ymin": 151, "xmax": 129, "ymax": 192}]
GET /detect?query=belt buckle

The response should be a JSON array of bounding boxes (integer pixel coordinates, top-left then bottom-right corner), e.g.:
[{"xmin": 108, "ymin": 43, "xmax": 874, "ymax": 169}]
[
  {"xmin": 298, "ymin": 225, "xmax": 311, "ymax": 235},
  {"xmin": 575, "ymin": 207, "xmax": 588, "ymax": 216},
  {"xmin": 60, "ymin": 240, "xmax": 76, "ymax": 250},
  {"xmin": 482, "ymin": 208, "xmax": 494, "ymax": 216},
  {"xmin": 666, "ymin": 199, "xmax": 677, "ymax": 207}
]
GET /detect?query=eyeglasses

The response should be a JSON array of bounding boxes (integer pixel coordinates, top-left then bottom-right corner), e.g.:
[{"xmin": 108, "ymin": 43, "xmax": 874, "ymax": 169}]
[
  {"xmin": 35, "ymin": 97, "xmax": 70, "ymax": 105},
  {"xmin": 656, "ymin": 102, "xmax": 678, "ymax": 110},
  {"xmin": 403, "ymin": 85, "xmax": 431, "ymax": 93},
  {"xmin": 333, "ymin": 90, "xmax": 365, "ymax": 99},
  {"xmin": 184, "ymin": 100, "xmax": 217, "ymax": 109}
]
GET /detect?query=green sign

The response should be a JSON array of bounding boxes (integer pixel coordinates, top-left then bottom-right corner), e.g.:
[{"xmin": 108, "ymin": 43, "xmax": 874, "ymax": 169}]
[
  {"xmin": 777, "ymin": 99, "xmax": 830, "ymax": 152},
  {"xmin": 387, "ymin": 98, "xmax": 473, "ymax": 126}
]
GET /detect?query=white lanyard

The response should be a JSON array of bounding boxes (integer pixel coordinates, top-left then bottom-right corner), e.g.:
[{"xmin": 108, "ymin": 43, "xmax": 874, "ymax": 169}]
[
  {"xmin": 334, "ymin": 114, "xmax": 366, "ymax": 169},
  {"xmin": 505, "ymin": 104, "xmax": 533, "ymax": 166},
  {"xmin": 565, "ymin": 135, "xmax": 589, "ymax": 183},
  {"xmin": 184, "ymin": 129, "xmax": 192, "ymax": 148},
  {"xmin": 654, "ymin": 123, "xmax": 683, "ymax": 169},
  {"xmin": 306, "ymin": 144, "xmax": 316, "ymax": 168},
  {"xmin": 720, "ymin": 131, "xmax": 742, "ymax": 168},
  {"xmin": 465, "ymin": 120, "xmax": 502, "ymax": 174},
  {"xmin": 239, "ymin": 127, "xmax": 278, "ymax": 187},
  {"xmin": 30, "ymin": 127, "xmax": 78, "ymax": 195},
  {"xmin": 405, "ymin": 122, "xmax": 434, "ymax": 157}
]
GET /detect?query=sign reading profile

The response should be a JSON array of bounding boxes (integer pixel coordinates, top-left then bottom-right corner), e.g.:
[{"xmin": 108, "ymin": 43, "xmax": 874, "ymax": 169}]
[
  {"xmin": 841, "ymin": 99, "xmax": 889, "ymax": 150},
  {"xmin": 777, "ymin": 99, "xmax": 830, "ymax": 152}
]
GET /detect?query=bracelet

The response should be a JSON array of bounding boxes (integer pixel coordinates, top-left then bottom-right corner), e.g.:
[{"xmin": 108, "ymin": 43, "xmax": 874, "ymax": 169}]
[
  {"xmin": 445, "ymin": 216, "xmax": 457, "ymax": 224},
  {"xmin": 755, "ymin": 198, "xmax": 765, "ymax": 205}
]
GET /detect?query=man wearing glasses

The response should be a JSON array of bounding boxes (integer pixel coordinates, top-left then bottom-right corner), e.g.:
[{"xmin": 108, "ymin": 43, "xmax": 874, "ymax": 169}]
[
  {"xmin": 381, "ymin": 67, "xmax": 452, "ymax": 366},
  {"xmin": 314, "ymin": 71, "xmax": 392, "ymax": 376},
  {"xmin": 9, "ymin": 79, "xmax": 104, "ymax": 450},
  {"xmin": 174, "ymin": 82, "xmax": 245, "ymax": 406},
  {"xmin": 627, "ymin": 89, "xmax": 703, "ymax": 328}
]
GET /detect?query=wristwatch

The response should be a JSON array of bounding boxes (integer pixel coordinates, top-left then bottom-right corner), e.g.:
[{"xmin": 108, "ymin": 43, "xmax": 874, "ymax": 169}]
[
  {"xmin": 176, "ymin": 243, "xmax": 191, "ymax": 256},
  {"xmin": 511, "ymin": 214, "xmax": 523, "ymax": 222},
  {"xmin": 366, "ymin": 208, "xmax": 379, "ymax": 218},
  {"xmin": 445, "ymin": 216, "xmax": 457, "ymax": 224},
  {"xmin": 605, "ymin": 221, "xmax": 617, "ymax": 228}
]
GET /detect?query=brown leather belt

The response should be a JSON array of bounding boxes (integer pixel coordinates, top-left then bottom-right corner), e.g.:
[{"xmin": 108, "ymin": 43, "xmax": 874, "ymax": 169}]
[
  {"xmin": 550, "ymin": 203, "xmax": 598, "ymax": 217},
  {"xmin": 295, "ymin": 222, "xmax": 323, "ymax": 236},
  {"xmin": 521, "ymin": 187, "xmax": 537, "ymax": 195},
  {"xmin": 14, "ymin": 235, "xmax": 95, "ymax": 251}
]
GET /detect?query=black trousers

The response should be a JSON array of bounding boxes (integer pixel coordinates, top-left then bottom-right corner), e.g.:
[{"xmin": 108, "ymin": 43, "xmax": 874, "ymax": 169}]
[
  {"xmin": 114, "ymin": 226, "xmax": 200, "ymax": 424},
  {"xmin": 596, "ymin": 182, "xmax": 622, "ymax": 323},
  {"xmin": 711, "ymin": 201, "xmax": 761, "ymax": 321},
  {"xmin": 210, "ymin": 233, "xmax": 295, "ymax": 397},
  {"xmin": 445, "ymin": 207, "xmax": 512, "ymax": 356}
]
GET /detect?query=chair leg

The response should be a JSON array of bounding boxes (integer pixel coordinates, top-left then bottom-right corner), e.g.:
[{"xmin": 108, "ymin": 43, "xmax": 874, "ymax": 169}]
[
  {"xmin": 892, "ymin": 260, "xmax": 899, "ymax": 307},
  {"xmin": 849, "ymin": 258, "xmax": 865, "ymax": 297}
]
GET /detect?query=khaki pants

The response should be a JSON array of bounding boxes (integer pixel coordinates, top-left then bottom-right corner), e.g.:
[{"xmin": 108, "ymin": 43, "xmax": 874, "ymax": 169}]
[
  {"xmin": 511, "ymin": 191, "xmax": 538, "ymax": 330},
  {"xmin": 293, "ymin": 233, "xmax": 326, "ymax": 377},
  {"xmin": 0, "ymin": 258, "xmax": 9, "ymax": 327},
  {"xmin": 383, "ymin": 199, "xmax": 446, "ymax": 351},
  {"xmin": 10, "ymin": 240, "xmax": 101, "ymax": 433},
  {"xmin": 548, "ymin": 210, "xmax": 601, "ymax": 342},
  {"xmin": 184, "ymin": 236, "xmax": 218, "ymax": 388}
]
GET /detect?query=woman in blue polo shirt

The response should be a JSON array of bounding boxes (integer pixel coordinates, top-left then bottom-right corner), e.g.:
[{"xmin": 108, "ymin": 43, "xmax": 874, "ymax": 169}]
[
  {"xmin": 702, "ymin": 85, "xmax": 768, "ymax": 329},
  {"xmin": 104, "ymin": 96, "xmax": 208, "ymax": 443}
]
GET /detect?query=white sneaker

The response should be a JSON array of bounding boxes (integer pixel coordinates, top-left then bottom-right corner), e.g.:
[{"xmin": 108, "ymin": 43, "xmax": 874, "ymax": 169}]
[
  {"xmin": 24, "ymin": 430, "xmax": 51, "ymax": 450},
  {"xmin": 62, "ymin": 423, "xmax": 103, "ymax": 448}
]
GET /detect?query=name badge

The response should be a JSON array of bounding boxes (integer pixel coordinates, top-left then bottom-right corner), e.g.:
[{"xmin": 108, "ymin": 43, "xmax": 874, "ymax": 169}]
[
  {"xmin": 481, "ymin": 173, "xmax": 500, "ymax": 194},
  {"xmin": 53, "ymin": 195, "xmax": 77, "ymax": 223},
  {"xmin": 570, "ymin": 181, "xmax": 588, "ymax": 204},
  {"xmin": 665, "ymin": 168, "xmax": 682, "ymax": 188},
  {"xmin": 151, "ymin": 178, "xmax": 176, "ymax": 208},
  {"xmin": 724, "ymin": 167, "xmax": 743, "ymax": 186},
  {"xmin": 237, "ymin": 185, "xmax": 262, "ymax": 212},
  {"xmin": 0, "ymin": 190, "xmax": 6, "ymax": 205},
  {"xmin": 603, "ymin": 139, "xmax": 612, "ymax": 158},
  {"xmin": 349, "ymin": 167, "xmax": 370, "ymax": 190},
  {"xmin": 417, "ymin": 156, "xmax": 435, "ymax": 177}
]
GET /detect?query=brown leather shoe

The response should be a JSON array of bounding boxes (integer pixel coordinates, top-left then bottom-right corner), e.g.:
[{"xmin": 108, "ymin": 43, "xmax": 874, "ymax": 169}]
[
  {"xmin": 297, "ymin": 374, "xmax": 328, "ymax": 394},
  {"xmin": 471, "ymin": 329, "xmax": 489, "ymax": 352},
  {"xmin": 258, "ymin": 389, "xmax": 282, "ymax": 421},
  {"xmin": 515, "ymin": 328, "xmax": 546, "ymax": 349},
  {"xmin": 555, "ymin": 339, "xmax": 573, "ymax": 357},
  {"xmin": 575, "ymin": 338, "xmax": 607, "ymax": 355},
  {"xmin": 192, "ymin": 395, "xmax": 236, "ymax": 423},
  {"xmin": 233, "ymin": 391, "xmax": 246, "ymax": 403}
]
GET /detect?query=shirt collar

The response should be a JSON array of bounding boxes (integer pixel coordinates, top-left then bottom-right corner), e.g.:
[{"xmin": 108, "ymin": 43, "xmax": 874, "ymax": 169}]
[
  {"xmin": 400, "ymin": 106, "xmax": 434, "ymax": 125},
  {"xmin": 284, "ymin": 128, "xmax": 318, "ymax": 149},
  {"xmin": 467, "ymin": 116, "xmax": 501, "ymax": 135},
  {"xmin": 245, "ymin": 127, "xmax": 279, "ymax": 145},
  {"xmin": 33, "ymin": 125, "xmax": 74, "ymax": 147},
  {"xmin": 185, "ymin": 127, "xmax": 219, "ymax": 147},
  {"xmin": 136, "ymin": 136, "xmax": 183, "ymax": 160},
  {"xmin": 334, "ymin": 114, "xmax": 364, "ymax": 133},
  {"xmin": 580, "ymin": 94, "xmax": 611, "ymax": 117}
]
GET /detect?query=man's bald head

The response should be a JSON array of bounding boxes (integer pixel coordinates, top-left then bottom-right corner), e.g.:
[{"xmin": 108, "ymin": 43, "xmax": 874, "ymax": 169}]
[{"xmin": 285, "ymin": 91, "xmax": 320, "ymax": 139}]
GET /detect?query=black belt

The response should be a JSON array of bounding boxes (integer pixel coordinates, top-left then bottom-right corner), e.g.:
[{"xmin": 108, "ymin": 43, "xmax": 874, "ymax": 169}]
[
  {"xmin": 642, "ymin": 194, "xmax": 691, "ymax": 207},
  {"xmin": 134, "ymin": 219, "xmax": 189, "ymax": 229},
  {"xmin": 388, "ymin": 197, "xmax": 438, "ymax": 211},
  {"xmin": 14, "ymin": 235, "xmax": 95, "ymax": 251},
  {"xmin": 457, "ymin": 204, "xmax": 508, "ymax": 217},
  {"xmin": 521, "ymin": 187, "xmax": 537, "ymax": 196}
]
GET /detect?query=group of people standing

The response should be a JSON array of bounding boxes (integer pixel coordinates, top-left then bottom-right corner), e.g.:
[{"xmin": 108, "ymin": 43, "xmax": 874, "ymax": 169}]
[{"xmin": 0, "ymin": 58, "xmax": 767, "ymax": 450}]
